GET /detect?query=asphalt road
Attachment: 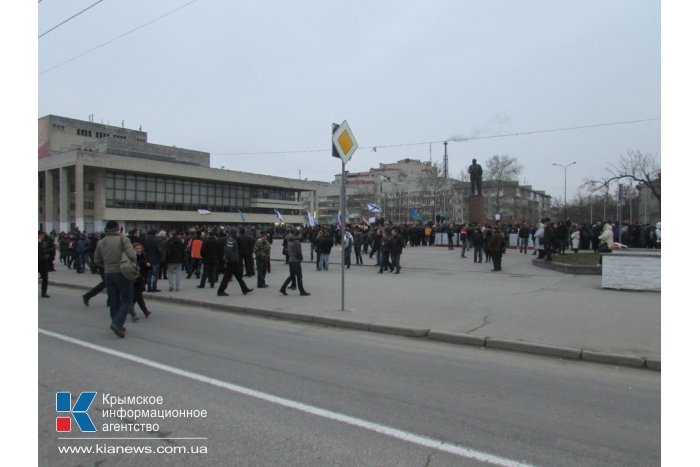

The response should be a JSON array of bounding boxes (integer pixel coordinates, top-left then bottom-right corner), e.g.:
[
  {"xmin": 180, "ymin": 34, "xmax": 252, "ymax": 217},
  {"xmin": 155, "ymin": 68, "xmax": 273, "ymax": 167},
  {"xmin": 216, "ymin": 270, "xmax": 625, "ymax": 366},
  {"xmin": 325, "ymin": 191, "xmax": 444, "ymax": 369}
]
[{"xmin": 39, "ymin": 287, "xmax": 660, "ymax": 466}]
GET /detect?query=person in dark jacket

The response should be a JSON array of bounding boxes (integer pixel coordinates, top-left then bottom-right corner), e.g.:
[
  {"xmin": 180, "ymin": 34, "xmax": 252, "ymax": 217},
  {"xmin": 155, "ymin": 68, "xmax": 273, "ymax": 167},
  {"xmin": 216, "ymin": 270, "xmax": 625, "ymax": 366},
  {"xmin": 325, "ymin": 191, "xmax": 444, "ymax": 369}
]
[
  {"xmin": 280, "ymin": 231, "xmax": 309, "ymax": 295},
  {"xmin": 253, "ymin": 231, "xmax": 271, "ymax": 288},
  {"xmin": 488, "ymin": 227, "xmax": 507, "ymax": 271},
  {"xmin": 554, "ymin": 222, "xmax": 568, "ymax": 255},
  {"xmin": 75, "ymin": 234, "xmax": 91, "ymax": 273},
  {"xmin": 144, "ymin": 230, "xmax": 163, "ymax": 292},
  {"xmin": 390, "ymin": 228, "xmax": 404, "ymax": 274},
  {"xmin": 129, "ymin": 241, "xmax": 151, "ymax": 320},
  {"xmin": 353, "ymin": 229, "xmax": 364, "ymax": 265},
  {"xmin": 316, "ymin": 229, "xmax": 334, "ymax": 271},
  {"xmin": 542, "ymin": 223, "xmax": 554, "ymax": 261},
  {"xmin": 164, "ymin": 231, "xmax": 185, "ymax": 292},
  {"xmin": 237, "ymin": 228, "xmax": 256, "ymax": 277},
  {"xmin": 197, "ymin": 230, "xmax": 223, "ymax": 288},
  {"xmin": 518, "ymin": 224, "xmax": 530, "ymax": 254},
  {"xmin": 369, "ymin": 228, "xmax": 383, "ymax": 266},
  {"xmin": 58, "ymin": 233, "xmax": 70, "ymax": 266},
  {"xmin": 217, "ymin": 231, "xmax": 253, "ymax": 296},
  {"xmin": 378, "ymin": 231, "xmax": 394, "ymax": 274},
  {"xmin": 472, "ymin": 227, "xmax": 484, "ymax": 263},
  {"xmin": 484, "ymin": 226, "xmax": 493, "ymax": 263},
  {"xmin": 38, "ymin": 231, "xmax": 54, "ymax": 298}
]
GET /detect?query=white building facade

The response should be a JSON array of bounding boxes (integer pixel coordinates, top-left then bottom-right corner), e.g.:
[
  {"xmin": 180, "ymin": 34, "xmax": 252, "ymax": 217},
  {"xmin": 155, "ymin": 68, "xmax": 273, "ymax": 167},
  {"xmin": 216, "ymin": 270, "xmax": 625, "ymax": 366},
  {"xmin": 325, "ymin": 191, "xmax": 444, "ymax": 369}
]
[{"xmin": 38, "ymin": 115, "xmax": 319, "ymax": 233}]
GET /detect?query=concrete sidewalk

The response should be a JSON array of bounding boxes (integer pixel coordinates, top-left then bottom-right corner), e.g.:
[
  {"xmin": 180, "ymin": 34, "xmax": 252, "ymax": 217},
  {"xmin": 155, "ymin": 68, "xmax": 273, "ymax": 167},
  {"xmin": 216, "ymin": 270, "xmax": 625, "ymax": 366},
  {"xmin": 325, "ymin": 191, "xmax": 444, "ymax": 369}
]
[{"xmin": 46, "ymin": 244, "xmax": 661, "ymax": 370}]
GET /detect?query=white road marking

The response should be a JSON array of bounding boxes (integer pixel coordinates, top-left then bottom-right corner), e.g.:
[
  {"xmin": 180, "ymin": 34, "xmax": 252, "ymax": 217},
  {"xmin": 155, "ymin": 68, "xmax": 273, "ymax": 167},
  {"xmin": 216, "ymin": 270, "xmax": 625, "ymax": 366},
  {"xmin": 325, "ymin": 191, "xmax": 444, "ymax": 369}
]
[{"xmin": 39, "ymin": 328, "xmax": 535, "ymax": 467}]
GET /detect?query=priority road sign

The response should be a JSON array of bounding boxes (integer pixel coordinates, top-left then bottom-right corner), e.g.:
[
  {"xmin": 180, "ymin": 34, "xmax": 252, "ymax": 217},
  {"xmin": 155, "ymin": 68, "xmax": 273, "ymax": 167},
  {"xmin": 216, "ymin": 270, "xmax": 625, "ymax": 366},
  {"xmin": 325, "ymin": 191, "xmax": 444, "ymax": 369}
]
[{"xmin": 332, "ymin": 120, "xmax": 358, "ymax": 164}]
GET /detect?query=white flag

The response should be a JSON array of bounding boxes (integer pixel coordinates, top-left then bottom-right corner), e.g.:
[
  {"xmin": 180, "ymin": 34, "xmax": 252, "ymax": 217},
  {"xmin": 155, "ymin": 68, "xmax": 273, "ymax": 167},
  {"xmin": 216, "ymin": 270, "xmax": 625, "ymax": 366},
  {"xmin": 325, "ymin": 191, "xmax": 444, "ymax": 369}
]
[
  {"xmin": 367, "ymin": 203, "xmax": 382, "ymax": 213},
  {"xmin": 307, "ymin": 210, "xmax": 317, "ymax": 227}
]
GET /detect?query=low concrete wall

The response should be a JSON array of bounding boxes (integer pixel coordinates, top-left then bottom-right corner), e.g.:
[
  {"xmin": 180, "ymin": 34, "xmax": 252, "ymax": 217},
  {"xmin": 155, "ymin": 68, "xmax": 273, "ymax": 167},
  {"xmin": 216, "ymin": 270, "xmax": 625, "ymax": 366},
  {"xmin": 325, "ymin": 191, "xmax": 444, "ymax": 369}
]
[
  {"xmin": 601, "ymin": 250, "xmax": 660, "ymax": 291},
  {"xmin": 532, "ymin": 258, "xmax": 601, "ymax": 275}
]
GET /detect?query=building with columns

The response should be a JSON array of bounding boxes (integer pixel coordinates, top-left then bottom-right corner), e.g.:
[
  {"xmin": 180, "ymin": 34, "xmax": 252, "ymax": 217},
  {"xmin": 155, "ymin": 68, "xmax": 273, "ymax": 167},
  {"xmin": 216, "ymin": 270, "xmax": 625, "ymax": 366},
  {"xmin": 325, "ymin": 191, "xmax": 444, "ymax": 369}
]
[{"xmin": 38, "ymin": 115, "xmax": 319, "ymax": 233}]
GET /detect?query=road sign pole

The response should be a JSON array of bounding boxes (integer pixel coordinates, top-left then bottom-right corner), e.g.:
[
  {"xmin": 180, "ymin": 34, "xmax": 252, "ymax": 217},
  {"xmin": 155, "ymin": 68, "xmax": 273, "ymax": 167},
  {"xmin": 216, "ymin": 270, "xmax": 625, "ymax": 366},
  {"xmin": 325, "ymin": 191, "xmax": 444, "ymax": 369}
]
[
  {"xmin": 332, "ymin": 121, "xmax": 357, "ymax": 312},
  {"xmin": 341, "ymin": 160, "xmax": 346, "ymax": 311}
]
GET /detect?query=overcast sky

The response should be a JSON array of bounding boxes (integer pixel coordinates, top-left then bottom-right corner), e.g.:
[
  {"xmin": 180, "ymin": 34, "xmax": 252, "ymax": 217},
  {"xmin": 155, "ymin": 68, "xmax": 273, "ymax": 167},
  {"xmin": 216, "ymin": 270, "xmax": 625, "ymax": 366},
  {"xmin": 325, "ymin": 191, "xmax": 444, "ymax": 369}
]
[{"xmin": 38, "ymin": 0, "xmax": 660, "ymax": 200}]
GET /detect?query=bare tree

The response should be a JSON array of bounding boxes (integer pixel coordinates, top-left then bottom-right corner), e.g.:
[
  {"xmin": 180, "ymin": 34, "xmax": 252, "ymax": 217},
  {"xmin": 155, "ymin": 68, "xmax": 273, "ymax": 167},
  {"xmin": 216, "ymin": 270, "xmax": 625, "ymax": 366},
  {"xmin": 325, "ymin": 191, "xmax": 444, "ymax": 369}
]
[
  {"xmin": 484, "ymin": 155, "xmax": 522, "ymax": 214},
  {"xmin": 588, "ymin": 150, "xmax": 660, "ymax": 201},
  {"xmin": 418, "ymin": 161, "xmax": 449, "ymax": 222}
]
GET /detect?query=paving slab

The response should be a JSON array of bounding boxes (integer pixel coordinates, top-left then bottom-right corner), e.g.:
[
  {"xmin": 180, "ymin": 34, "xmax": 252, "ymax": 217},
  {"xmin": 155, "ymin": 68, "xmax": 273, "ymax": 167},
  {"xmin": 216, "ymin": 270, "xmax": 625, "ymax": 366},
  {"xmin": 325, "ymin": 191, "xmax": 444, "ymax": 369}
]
[{"xmin": 46, "ymin": 243, "xmax": 661, "ymax": 366}]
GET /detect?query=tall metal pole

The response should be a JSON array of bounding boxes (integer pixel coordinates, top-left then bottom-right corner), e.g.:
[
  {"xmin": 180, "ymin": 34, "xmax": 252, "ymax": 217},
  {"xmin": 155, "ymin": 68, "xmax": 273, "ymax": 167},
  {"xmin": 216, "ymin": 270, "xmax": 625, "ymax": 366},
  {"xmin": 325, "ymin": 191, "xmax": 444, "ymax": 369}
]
[
  {"xmin": 603, "ymin": 183, "xmax": 608, "ymax": 221},
  {"xmin": 617, "ymin": 183, "xmax": 622, "ymax": 243},
  {"xmin": 553, "ymin": 161, "xmax": 576, "ymax": 219},
  {"xmin": 443, "ymin": 141, "xmax": 448, "ymax": 178},
  {"xmin": 629, "ymin": 181, "xmax": 633, "ymax": 223},
  {"xmin": 340, "ymin": 161, "xmax": 346, "ymax": 311}
]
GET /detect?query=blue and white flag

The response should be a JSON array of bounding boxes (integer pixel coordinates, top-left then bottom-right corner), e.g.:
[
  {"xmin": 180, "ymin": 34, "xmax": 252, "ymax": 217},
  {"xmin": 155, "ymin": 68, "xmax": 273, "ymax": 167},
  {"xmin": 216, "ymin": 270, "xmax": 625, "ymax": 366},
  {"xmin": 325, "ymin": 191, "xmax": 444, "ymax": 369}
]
[
  {"xmin": 197, "ymin": 209, "xmax": 211, "ymax": 215},
  {"xmin": 238, "ymin": 208, "xmax": 246, "ymax": 222},
  {"xmin": 367, "ymin": 203, "xmax": 382, "ymax": 213},
  {"xmin": 307, "ymin": 210, "xmax": 317, "ymax": 227},
  {"xmin": 337, "ymin": 210, "xmax": 343, "ymax": 227},
  {"xmin": 274, "ymin": 208, "xmax": 284, "ymax": 223}
]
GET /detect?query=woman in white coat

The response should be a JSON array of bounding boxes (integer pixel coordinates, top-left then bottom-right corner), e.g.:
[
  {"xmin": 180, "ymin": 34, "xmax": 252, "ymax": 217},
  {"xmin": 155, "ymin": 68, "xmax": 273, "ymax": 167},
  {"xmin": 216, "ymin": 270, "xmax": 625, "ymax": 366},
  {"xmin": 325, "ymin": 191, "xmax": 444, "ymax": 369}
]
[
  {"xmin": 598, "ymin": 223, "xmax": 614, "ymax": 252},
  {"xmin": 570, "ymin": 226, "xmax": 580, "ymax": 253}
]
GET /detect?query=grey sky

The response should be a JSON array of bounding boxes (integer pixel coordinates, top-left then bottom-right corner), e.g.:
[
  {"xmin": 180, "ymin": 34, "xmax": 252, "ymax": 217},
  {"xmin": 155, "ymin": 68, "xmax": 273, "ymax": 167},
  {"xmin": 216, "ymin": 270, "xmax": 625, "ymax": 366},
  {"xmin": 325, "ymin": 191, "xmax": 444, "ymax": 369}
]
[{"xmin": 38, "ymin": 0, "xmax": 660, "ymax": 201}]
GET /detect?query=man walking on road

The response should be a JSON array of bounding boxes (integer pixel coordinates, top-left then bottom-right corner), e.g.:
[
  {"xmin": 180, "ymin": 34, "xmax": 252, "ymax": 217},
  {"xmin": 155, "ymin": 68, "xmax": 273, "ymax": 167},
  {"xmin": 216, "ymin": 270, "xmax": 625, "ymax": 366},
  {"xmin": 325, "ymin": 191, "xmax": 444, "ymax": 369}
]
[
  {"xmin": 280, "ymin": 231, "xmax": 310, "ymax": 296},
  {"xmin": 390, "ymin": 228, "xmax": 404, "ymax": 274},
  {"xmin": 93, "ymin": 220, "xmax": 136, "ymax": 338},
  {"xmin": 253, "ymin": 230, "xmax": 271, "ymax": 288},
  {"xmin": 217, "ymin": 231, "xmax": 253, "ymax": 297},
  {"xmin": 197, "ymin": 229, "xmax": 222, "ymax": 289}
]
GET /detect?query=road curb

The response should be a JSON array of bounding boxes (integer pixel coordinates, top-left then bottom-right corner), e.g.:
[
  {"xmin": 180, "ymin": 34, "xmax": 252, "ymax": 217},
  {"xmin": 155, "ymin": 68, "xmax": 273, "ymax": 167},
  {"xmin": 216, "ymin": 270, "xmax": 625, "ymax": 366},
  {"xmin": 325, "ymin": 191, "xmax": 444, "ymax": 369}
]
[
  {"xmin": 485, "ymin": 337, "xmax": 582, "ymax": 360},
  {"xmin": 312, "ymin": 316, "xmax": 370, "ymax": 331},
  {"xmin": 581, "ymin": 350, "xmax": 646, "ymax": 368},
  {"xmin": 368, "ymin": 323, "xmax": 430, "ymax": 337},
  {"xmin": 427, "ymin": 330, "xmax": 486, "ymax": 347},
  {"xmin": 49, "ymin": 281, "xmax": 660, "ymax": 371}
]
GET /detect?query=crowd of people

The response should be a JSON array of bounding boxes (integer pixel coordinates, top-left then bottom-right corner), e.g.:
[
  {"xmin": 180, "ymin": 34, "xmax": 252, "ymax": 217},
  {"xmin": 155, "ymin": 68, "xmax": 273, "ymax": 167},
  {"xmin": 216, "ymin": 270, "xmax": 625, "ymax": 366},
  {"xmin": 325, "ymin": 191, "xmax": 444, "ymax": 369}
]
[{"xmin": 39, "ymin": 216, "xmax": 660, "ymax": 338}]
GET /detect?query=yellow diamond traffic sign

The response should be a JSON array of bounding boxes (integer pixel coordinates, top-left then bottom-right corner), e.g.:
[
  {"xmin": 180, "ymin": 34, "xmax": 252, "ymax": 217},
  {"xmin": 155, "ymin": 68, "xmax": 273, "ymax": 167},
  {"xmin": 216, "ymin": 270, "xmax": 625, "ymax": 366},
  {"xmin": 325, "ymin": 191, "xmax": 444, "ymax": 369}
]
[{"xmin": 332, "ymin": 120, "xmax": 358, "ymax": 164}]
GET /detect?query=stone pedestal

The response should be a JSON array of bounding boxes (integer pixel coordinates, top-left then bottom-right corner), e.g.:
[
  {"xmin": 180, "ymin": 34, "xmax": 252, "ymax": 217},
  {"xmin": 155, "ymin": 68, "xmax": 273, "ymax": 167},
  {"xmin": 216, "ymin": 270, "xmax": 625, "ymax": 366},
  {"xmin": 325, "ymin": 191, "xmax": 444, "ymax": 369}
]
[{"xmin": 468, "ymin": 196, "xmax": 485, "ymax": 225}]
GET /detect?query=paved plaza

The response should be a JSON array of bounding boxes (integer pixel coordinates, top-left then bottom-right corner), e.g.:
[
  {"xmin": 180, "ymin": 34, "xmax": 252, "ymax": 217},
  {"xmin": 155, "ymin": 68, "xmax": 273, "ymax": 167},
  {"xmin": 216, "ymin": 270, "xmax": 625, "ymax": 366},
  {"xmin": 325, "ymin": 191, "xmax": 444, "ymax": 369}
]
[{"xmin": 46, "ymin": 244, "xmax": 660, "ymax": 368}]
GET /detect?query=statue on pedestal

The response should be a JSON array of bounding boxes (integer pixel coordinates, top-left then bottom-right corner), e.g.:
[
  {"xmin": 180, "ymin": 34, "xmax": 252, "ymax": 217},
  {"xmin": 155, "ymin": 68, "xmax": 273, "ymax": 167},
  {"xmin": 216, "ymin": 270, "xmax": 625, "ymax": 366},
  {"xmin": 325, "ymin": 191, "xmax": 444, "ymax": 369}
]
[{"xmin": 468, "ymin": 159, "xmax": 483, "ymax": 196}]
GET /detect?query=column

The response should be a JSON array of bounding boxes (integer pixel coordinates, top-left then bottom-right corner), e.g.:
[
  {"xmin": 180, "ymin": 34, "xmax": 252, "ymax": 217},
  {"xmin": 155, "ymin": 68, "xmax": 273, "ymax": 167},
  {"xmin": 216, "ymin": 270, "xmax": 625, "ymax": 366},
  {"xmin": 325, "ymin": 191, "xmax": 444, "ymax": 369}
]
[
  {"xmin": 43, "ymin": 170, "xmax": 54, "ymax": 232},
  {"xmin": 93, "ymin": 169, "xmax": 106, "ymax": 232},
  {"xmin": 59, "ymin": 167, "xmax": 70, "ymax": 232},
  {"xmin": 74, "ymin": 162, "xmax": 84, "ymax": 231}
]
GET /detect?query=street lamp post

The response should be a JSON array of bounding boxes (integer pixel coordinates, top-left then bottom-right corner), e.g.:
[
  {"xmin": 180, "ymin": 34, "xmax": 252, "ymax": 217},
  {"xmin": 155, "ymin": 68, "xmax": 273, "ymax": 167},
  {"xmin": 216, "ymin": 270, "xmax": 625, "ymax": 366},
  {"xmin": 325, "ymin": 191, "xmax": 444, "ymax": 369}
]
[
  {"xmin": 589, "ymin": 180, "xmax": 609, "ymax": 223},
  {"xmin": 553, "ymin": 161, "xmax": 577, "ymax": 219}
]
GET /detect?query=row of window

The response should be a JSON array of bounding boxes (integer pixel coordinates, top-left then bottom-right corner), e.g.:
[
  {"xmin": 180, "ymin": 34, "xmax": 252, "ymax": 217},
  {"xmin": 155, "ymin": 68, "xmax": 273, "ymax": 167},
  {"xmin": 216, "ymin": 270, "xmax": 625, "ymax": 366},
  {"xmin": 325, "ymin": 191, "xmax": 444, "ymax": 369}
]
[
  {"xmin": 105, "ymin": 172, "xmax": 297, "ymax": 211},
  {"xmin": 77, "ymin": 128, "xmax": 128, "ymax": 140}
]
